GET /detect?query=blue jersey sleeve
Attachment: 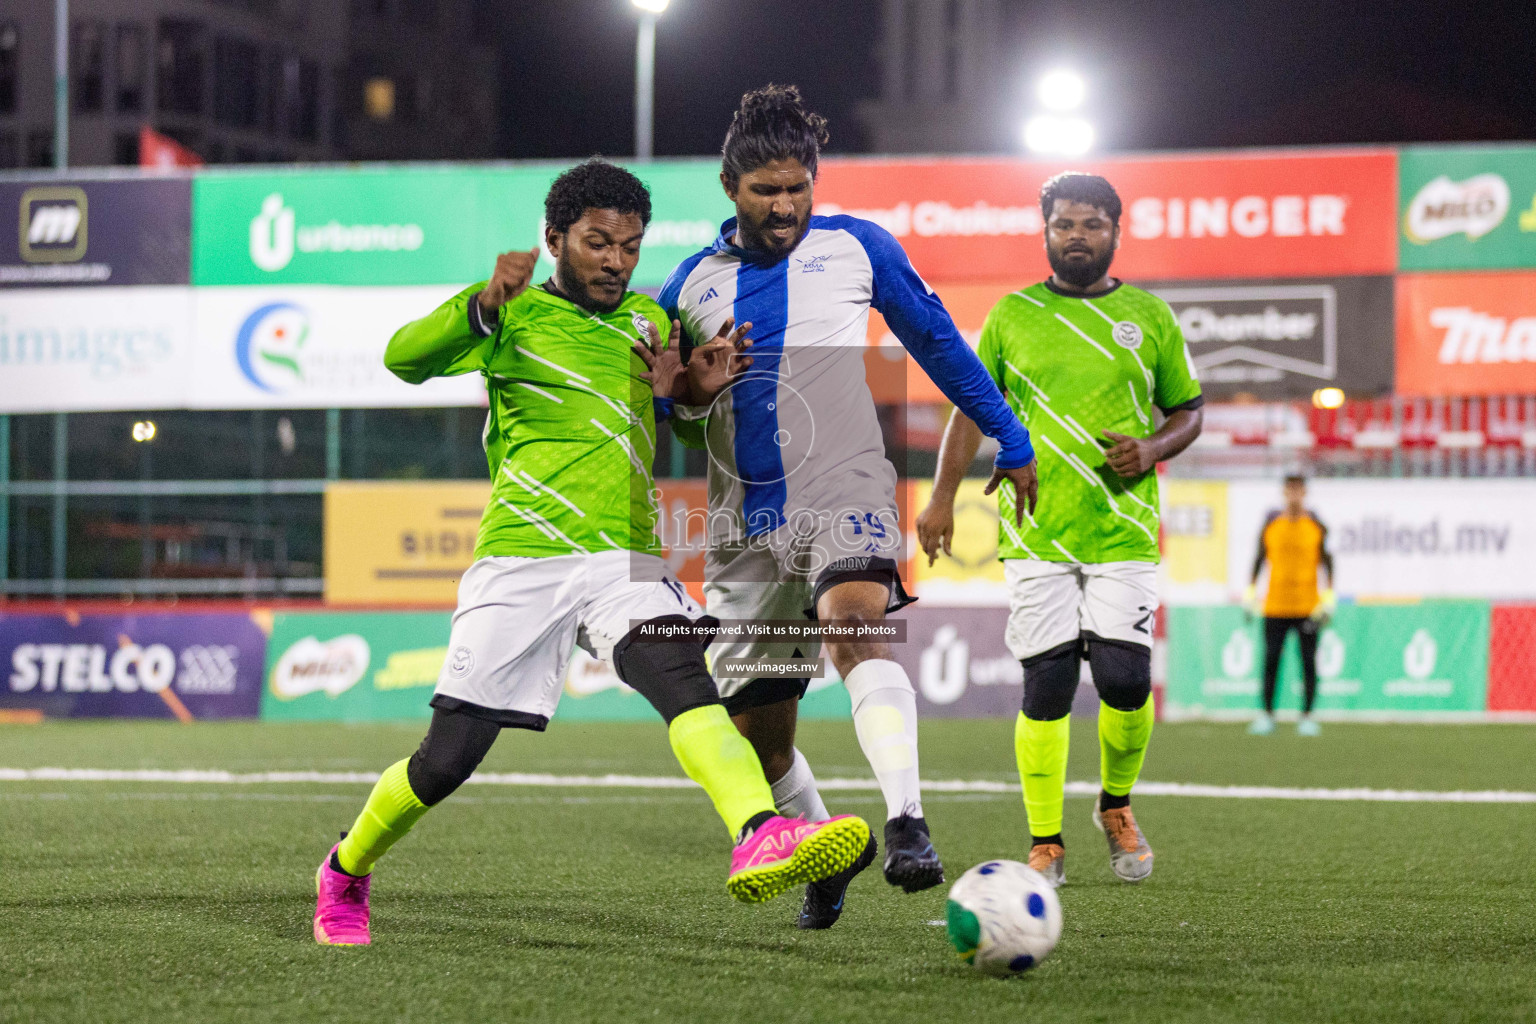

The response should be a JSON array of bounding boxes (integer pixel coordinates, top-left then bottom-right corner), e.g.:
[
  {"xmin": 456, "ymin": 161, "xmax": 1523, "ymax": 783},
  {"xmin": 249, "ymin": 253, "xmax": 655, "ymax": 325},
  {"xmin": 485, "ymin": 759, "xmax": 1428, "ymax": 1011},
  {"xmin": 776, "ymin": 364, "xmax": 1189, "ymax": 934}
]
[
  {"xmin": 836, "ymin": 217, "xmax": 1034, "ymax": 469},
  {"xmin": 658, "ymin": 249, "xmax": 714, "ymax": 449}
]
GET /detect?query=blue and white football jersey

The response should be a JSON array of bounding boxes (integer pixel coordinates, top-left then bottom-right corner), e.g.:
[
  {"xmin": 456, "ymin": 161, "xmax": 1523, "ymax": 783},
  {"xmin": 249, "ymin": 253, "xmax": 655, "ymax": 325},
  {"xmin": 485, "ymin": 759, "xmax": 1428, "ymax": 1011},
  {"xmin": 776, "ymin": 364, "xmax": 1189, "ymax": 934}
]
[{"xmin": 659, "ymin": 215, "xmax": 1033, "ymax": 542}]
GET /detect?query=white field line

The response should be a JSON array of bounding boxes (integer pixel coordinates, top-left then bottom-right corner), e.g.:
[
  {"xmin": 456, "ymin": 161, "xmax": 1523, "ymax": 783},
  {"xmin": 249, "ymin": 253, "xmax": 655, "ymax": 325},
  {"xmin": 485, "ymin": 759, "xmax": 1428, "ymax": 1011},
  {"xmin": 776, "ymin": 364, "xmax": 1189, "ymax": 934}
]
[{"xmin": 1, "ymin": 768, "xmax": 1534, "ymax": 804}]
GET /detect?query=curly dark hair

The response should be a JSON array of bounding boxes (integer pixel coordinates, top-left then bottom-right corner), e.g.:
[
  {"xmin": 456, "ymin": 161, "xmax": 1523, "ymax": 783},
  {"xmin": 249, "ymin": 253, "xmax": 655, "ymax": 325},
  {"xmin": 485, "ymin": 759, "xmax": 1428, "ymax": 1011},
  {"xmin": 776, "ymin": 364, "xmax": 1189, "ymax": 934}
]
[
  {"xmin": 721, "ymin": 84, "xmax": 830, "ymax": 186},
  {"xmin": 543, "ymin": 159, "xmax": 652, "ymax": 235},
  {"xmin": 1039, "ymin": 172, "xmax": 1123, "ymax": 225}
]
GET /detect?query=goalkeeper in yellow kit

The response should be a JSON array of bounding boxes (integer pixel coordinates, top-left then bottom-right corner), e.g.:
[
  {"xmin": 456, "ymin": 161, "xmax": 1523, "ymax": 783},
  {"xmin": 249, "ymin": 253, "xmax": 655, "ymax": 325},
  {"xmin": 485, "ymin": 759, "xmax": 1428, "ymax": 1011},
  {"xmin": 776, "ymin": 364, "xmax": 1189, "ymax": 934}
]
[{"xmin": 1245, "ymin": 474, "xmax": 1336, "ymax": 737}]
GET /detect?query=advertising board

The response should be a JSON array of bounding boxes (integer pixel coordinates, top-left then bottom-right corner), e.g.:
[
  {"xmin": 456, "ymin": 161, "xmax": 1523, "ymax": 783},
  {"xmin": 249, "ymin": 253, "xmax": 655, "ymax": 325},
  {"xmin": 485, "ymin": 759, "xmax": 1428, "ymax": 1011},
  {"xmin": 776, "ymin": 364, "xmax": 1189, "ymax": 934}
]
[
  {"xmin": 189, "ymin": 285, "xmax": 486, "ymax": 409},
  {"xmin": 324, "ymin": 479, "xmax": 716, "ymax": 606},
  {"xmin": 1225, "ymin": 478, "xmax": 1536, "ymax": 601},
  {"xmin": 0, "ymin": 611, "xmax": 265, "ymax": 719},
  {"xmin": 192, "ymin": 162, "xmax": 731, "ymax": 290},
  {"xmin": 1145, "ymin": 276, "xmax": 1395, "ymax": 399},
  {"xmin": 1395, "ymin": 270, "xmax": 1536, "ymax": 396},
  {"xmin": 259, "ymin": 610, "xmax": 853, "ymax": 722},
  {"xmin": 1165, "ymin": 602, "xmax": 1488, "ymax": 717},
  {"xmin": 0, "ymin": 285, "xmax": 194, "ymax": 412},
  {"xmin": 816, "ymin": 150, "xmax": 1398, "ymax": 282},
  {"xmin": 1399, "ymin": 144, "xmax": 1536, "ymax": 271},
  {"xmin": 0, "ymin": 177, "xmax": 190, "ymax": 288}
]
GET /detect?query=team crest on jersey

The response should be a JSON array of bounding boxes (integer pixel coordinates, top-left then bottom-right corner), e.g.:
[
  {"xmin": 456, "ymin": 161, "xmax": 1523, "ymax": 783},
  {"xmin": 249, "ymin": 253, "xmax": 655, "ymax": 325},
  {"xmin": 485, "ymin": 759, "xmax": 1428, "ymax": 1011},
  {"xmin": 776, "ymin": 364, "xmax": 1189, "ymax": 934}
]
[
  {"xmin": 1112, "ymin": 321, "xmax": 1144, "ymax": 349},
  {"xmin": 631, "ymin": 311, "xmax": 652, "ymax": 339},
  {"xmin": 796, "ymin": 254, "xmax": 831, "ymax": 273}
]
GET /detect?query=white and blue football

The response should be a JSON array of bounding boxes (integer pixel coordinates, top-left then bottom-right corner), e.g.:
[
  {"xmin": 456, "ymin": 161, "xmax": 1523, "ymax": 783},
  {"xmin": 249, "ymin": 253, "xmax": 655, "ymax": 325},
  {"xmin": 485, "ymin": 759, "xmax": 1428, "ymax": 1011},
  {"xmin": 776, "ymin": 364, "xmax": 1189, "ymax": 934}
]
[{"xmin": 945, "ymin": 860, "xmax": 1063, "ymax": 977}]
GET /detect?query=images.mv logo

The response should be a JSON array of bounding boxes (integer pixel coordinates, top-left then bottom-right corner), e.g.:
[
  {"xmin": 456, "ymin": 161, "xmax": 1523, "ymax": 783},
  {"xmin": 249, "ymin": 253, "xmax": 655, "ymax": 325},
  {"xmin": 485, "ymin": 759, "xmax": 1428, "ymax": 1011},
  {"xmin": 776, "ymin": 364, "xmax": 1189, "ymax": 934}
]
[{"xmin": 19, "ymin": 186, "xmax": 87, "ymax": 263}]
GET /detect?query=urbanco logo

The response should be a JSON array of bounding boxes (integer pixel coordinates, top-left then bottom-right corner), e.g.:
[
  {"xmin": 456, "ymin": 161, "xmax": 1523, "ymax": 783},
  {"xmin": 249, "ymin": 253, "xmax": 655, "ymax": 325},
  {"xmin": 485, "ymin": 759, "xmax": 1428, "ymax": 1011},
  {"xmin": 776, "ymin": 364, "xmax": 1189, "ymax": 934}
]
[
  {"xmin": 250, "ymin": 194, "xmax": 296, "ymax": 271},
  {"xmin": 1316, "ymin": 629, "xmax": 1346, "ymax": 680},
  {"xmin": 235, "ymin": 301, "xmax": 309, "ymax": 393},
  {"xmin": 1402, "ymin": 628, "xmax": 1438, "ymax": 680},
  {"xmin": 1404, "ymin": 174, "xmax": 1510, "ymax": 244},
  {"xmin": 248, "ymin": 192, "xmax": 425, "ymax": 273},
  {"xmin": 1221, "ymin": 628, "xmax": 1255, "ymax": 679},
  {"xmin": 918, "ymin": 625, "xmax": 970, "ymax": 705}
]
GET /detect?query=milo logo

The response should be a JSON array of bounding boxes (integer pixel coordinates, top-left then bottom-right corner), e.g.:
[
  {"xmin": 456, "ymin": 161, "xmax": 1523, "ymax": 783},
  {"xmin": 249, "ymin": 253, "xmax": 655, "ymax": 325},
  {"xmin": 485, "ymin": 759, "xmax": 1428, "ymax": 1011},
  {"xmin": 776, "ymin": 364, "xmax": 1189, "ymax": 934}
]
[{"xmin": 1404, "ymin": 174, "xmax": 1510, "ymax": 243}]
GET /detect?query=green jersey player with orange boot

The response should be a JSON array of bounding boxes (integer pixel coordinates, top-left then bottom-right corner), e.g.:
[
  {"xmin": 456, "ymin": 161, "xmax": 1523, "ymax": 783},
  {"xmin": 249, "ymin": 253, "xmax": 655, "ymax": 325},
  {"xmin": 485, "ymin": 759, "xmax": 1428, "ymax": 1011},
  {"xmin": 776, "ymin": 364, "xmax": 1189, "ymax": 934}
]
[
  {"xmin": 917, "ymin": 173, "xmax": 1204, "ymax": 888},
  {"xmin": 312, "ymin": 160, "xmax": 870, "ymax": 946}
]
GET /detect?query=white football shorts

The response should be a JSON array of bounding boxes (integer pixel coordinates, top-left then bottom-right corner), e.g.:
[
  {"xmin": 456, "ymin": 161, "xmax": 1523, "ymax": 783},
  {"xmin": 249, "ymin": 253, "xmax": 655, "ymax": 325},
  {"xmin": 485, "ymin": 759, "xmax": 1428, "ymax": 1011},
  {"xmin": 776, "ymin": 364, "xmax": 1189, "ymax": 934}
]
[
  {"xmin": 1002, "ymin": 558, "xmax": 1158, "ymax": 661},
  {"xmin": 704, "ymin": 493, "xmax": 905, "ymax": 701},
  {"xmin": 432, "ymin": 551, "xmax": 703, "ymax": 728}
]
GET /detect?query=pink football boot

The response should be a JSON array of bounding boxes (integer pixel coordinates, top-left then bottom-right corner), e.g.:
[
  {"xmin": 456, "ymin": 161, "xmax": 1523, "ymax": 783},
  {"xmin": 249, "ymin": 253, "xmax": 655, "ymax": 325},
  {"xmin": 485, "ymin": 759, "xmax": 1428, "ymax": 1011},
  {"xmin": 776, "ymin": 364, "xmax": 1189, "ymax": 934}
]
[
  {"xmin": 726, "ymin": 814, "xmax": 872, "ymax": 903},
  {"xmin": 314, "ymin": 844, "xmax": 372, "ymax": 946}
]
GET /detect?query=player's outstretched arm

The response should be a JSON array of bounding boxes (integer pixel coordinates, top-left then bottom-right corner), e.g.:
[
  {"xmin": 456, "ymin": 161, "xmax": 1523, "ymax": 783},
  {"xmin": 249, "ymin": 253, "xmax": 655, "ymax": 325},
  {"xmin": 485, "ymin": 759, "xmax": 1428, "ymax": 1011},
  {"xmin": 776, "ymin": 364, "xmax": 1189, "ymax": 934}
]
[
  {"xmin": 384, "ymin": 246, "xmax": 539, "ymax": 384},
  {"xmin": 849, "ymin": 220, "xmax": 1035, "ymax": 474}
]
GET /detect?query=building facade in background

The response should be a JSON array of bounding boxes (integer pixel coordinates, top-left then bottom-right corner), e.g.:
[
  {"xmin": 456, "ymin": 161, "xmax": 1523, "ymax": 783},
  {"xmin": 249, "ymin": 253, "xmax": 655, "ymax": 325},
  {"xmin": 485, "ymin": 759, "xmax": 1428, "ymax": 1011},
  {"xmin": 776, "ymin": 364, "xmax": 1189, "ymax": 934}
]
[
  {"xmin": 0, "ymin": 0, "xmax": 495, "ymax": 169},
  {"xmin": 856, "ymin": 0, "xmax": 1009, "ymax": 155}
]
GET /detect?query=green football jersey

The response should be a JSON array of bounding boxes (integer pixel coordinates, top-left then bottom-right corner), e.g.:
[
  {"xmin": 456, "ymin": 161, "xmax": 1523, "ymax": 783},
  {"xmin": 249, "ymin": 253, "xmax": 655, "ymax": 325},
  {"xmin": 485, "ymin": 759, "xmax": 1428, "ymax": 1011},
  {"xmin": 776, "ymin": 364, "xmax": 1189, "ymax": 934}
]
[
  {"xmin": 385, "ymin": 283, "xmax": 669, "ymax": 559},
  {"xmin": 976, "ymin": 280, "xmax": 1202, "ymax": 564}
]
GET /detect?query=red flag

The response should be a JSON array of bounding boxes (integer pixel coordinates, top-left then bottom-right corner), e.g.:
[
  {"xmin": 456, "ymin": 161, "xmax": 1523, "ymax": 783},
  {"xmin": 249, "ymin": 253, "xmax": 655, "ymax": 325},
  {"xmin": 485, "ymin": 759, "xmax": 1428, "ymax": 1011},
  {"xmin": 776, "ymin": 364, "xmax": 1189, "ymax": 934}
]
[{"xmin": 138, "ymin": 126, "xmax": 203, "ymax": 169}]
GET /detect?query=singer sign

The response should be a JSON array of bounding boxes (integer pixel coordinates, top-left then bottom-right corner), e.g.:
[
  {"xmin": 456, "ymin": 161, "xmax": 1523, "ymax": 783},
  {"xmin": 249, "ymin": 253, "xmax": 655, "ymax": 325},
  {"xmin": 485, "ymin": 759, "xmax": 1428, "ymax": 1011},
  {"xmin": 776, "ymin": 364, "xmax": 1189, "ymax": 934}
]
[{"xmin": 813, "ymin": 149, "xmax": 1397, "ymax": 282}]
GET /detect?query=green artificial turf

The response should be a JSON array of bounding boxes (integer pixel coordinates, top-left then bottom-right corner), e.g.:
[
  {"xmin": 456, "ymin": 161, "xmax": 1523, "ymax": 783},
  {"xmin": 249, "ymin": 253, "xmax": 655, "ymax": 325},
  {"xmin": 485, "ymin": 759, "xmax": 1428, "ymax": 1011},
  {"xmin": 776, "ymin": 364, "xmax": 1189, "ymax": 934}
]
[{"xmin": 3, "ymin": 718, "xmax": 1534, "ymax": 1023}]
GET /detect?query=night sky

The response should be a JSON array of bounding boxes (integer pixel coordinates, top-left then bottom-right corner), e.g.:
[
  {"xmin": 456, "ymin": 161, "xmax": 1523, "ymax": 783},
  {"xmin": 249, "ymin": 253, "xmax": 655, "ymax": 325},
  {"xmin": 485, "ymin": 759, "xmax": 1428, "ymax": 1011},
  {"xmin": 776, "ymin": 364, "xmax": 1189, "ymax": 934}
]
[{"xmin": 496, "ymin": 0, "xmax": 1536, "ymax": 160}]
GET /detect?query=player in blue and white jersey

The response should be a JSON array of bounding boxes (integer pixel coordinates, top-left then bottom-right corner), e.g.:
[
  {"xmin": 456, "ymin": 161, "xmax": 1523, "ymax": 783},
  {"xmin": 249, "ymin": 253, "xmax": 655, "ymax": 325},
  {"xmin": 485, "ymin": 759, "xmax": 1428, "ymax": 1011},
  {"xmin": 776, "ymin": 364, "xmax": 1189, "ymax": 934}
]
[{"xmin": 657, "ymin": 85, "xmax": 1039, "ymax": 928}]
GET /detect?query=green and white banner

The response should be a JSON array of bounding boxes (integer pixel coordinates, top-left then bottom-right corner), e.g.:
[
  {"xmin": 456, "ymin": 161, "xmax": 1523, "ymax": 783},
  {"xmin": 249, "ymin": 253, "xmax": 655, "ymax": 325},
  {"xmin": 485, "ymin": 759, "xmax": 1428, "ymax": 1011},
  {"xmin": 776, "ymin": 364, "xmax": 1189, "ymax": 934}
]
[
  {"xmin": 1399, "ymin": 144, "xmax": 1536, "ymax": 271},
  {"xmin": 193, "ymin": 161, "xmax": 732, "ymax": 289},
  {"xmin": 260, "ymin": 610, "xmax": 850, "ymax": 723},
  {"xmin": 1165, "ymin": 601, "xmax": 1490, "ymax": 718}
]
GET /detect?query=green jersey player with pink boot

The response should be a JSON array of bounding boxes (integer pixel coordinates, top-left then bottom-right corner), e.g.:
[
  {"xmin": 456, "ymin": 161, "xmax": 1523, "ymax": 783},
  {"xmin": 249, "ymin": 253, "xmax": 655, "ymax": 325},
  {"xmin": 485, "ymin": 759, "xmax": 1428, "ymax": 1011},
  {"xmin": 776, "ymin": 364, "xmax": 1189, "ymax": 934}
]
[{"xmin": 313, "ymin": 160, "xmax": 869, "ymax": 946}]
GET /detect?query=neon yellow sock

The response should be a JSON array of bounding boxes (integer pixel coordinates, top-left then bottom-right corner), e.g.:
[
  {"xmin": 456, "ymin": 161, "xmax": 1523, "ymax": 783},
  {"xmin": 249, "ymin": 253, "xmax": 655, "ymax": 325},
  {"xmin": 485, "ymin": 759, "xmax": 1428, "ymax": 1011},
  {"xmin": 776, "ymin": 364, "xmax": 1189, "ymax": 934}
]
[
  {"xmin": 1015, "ymin": 712, "xmax": 1070, "ymax": 837},
  {"xmin": 1098, "ymin": 697, "xmax": 1155, "ymax": 797},
  {"xmin": 668, "ymin": 704, "xmax": 776, "ymax": 837},
  {"xmin": 335, "ymin": 758, "xmax": 428, "ymax": 876}
]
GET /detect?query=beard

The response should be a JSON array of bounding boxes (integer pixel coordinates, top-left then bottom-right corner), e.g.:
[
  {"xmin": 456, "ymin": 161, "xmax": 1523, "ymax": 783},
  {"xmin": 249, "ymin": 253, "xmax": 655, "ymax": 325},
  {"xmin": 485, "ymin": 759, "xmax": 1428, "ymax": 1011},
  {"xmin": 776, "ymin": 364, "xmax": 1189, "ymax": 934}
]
[
  {"xmin": 555, "ymin": 250, "xmax": 627, "ymax": 314},
  {"xmin": 741, "ymin": 209, "xmax": 810, "ymax": 257},
  {"xmin": 1047, "ymin": 245, "xmax": 1115, "ymax": 289}
]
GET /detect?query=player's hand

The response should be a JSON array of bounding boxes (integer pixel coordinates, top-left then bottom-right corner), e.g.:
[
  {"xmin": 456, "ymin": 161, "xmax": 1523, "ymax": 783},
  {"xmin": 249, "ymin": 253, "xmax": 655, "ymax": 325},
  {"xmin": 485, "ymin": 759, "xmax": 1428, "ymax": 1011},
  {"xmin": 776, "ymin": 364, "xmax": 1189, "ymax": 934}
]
[
  {"xmin": 1100, "ymin": 431, "xmax": 1158, "ymax": 478},
  {"xmin": 632, "ymin": 319, "xmax": 688, "ymax": 400},
  {"xmin": 478, "ymin": 246, "xmax": 542, "ymax": 316},
  {"xmin": 1242, "ymin": 583, "xmax": 1260, "ymax": 621},
  {"xmin": 1308, "ymin": 588, "xmax": 1337, "ymax": 627},
  {"xmin": 685, "ymin": 318, "xmax": 754, "ymax": 405},
  {"xmin": 983, "ymin": 459, "xmax": 1039, "ymax": 527},
  {"xmin": 915, "ymin": 500, "xmax": 956, "ymax": 567}
]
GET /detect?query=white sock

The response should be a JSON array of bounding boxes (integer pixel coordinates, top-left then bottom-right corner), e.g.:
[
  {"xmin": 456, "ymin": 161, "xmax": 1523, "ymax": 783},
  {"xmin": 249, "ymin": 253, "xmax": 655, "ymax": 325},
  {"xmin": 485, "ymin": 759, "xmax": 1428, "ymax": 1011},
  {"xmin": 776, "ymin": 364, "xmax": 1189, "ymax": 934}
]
[
  {"xmin": 770, "ymin": 748, "xmax": 830, "ymax": 822},
  {"xmin": 844, "ymin": 658, "xmax": 924, "ymax": 822}
]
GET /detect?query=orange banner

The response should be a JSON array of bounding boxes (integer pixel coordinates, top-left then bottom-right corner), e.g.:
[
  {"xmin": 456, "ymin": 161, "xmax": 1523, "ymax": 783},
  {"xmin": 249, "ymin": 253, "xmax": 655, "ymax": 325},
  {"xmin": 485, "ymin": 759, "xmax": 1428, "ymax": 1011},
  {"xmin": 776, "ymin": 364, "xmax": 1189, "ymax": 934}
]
[
  {"xmin": 817, "ymin": 150, "xmax": 1398, "ymax": 283},
  {"xmin": 1395, "ymin": 271, "xmax": 1536, "ymax": 396}
]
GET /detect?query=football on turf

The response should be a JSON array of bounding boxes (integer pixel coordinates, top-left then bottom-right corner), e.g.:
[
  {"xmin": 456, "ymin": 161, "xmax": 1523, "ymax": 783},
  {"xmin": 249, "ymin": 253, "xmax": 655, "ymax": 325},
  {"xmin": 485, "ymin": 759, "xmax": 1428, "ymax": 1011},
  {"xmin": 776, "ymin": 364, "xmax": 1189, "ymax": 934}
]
[{"xmin": 945, "ymin": 860, "xmax": 1063, "ymax": 977}]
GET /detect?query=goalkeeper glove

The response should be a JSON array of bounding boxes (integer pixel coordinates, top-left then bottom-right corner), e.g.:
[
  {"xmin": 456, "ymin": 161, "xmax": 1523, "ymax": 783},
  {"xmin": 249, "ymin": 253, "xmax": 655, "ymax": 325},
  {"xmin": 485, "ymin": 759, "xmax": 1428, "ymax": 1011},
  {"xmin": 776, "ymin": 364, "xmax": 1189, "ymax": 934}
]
[
  {"xmin": 1309, "ymin": 588, "xmax": 1337, "ymax": 625},
  {"xmin": 1242, "ymin": 583, "xmax": 1261, "ymax": 620}
]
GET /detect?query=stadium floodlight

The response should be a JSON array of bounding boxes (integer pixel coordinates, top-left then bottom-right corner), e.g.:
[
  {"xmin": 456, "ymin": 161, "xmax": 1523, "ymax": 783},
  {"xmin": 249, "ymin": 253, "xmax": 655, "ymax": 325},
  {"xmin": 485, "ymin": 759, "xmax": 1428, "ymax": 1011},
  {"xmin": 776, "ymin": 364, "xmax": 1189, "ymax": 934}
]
[
  {"xmin": 131, "ymin": 420, "xmax": 157, "ymax": 443},
  {"xmin": 1037, "ymin": 69, "xmax": 1086, "ymax": 112},
  {"xmin": 1023, "ymin": 115, "xmax": 1094, "ymax": 156},
  {"xmin": 631, "ymin": 0, "xmax": 669, "ymax": 159}
]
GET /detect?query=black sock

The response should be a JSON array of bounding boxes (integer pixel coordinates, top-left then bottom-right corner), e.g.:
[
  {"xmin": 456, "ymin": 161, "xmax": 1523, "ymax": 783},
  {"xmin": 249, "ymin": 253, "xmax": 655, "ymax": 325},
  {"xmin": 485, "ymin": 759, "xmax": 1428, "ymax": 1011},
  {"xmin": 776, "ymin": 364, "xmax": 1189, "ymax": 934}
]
[
  {"xmin": 328, "ymin": 848, "xmax": 364, "ymax": 878},
  {"xmin": 736, "ymin": 810, "xmax": 776, "ymax": 843},
  {"xmin": 1099, "ymin": 790, "xmax": 1131, "ymax": 811},
  {"xmin": 1031, "ymin": 833, "xmax": 1064, "ymax": 847}
]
